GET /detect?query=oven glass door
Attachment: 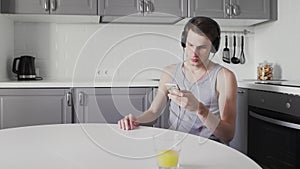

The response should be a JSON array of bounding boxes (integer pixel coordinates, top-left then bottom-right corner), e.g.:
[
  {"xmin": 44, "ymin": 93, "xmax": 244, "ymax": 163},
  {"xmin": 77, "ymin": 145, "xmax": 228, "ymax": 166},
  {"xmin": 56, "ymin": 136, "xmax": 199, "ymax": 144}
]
[{"xmin": 248, "ymin": 106, "xmax": 300, "ymax": 169}]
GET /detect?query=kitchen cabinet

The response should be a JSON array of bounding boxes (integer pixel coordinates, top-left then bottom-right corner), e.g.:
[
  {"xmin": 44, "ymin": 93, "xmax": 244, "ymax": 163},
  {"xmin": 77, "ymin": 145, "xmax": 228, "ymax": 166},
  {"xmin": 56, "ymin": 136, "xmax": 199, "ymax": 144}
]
[
  {"xmin": 98, "ymin": 0, "xmax": 142, "ymax": 16},
  {"xmin": 0, "ymin": 88, "xmax": 72, "ymax": 129},
  {"xmin": 229, "ymin": 88, "xmax": 248, "ymax": 154},
  {"xmin": 190, "ymin": 0, "xmax": 271, "ymax": 19},
  {"xmin": 1, "ymin": 0, "xmax": 97, "ymax": 15},
  {"xmin": 73, "ymin": 87, "xmax": 153, "ymax": 124},
  {"xmin": 99, "ymin": 0, "xmax": 187, "ymax": 16},
  {"xmin": 99, "ymin": 0, "xmax": 187, "ymax": 23}
]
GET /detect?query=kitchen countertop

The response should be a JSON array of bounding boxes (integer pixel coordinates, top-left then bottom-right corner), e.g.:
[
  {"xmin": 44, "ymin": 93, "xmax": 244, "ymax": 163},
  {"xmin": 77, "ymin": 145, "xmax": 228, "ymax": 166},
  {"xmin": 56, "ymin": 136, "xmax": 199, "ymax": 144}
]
[
  {"xmin": 1, "ymin": 79, "xmax": 300, "ymax": 96},
  {"xmin": 238, "ymin": 80, "xmax": 300, "ymax": 96},
  {"xmin": 0, "ymin": 79, "xmax": 160, "ymax": 88}
]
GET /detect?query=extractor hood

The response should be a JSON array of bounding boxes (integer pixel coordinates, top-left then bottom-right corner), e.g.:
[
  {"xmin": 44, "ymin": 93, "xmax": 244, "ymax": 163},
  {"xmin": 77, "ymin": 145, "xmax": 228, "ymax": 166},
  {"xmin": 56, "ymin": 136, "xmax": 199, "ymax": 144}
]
[
  {"xmin": 99, "ymin": 12, "xmax": 184, "ymax": 24},
  {"xmin": 100, "ymin": 15, "xmax": 184, "ymax": 24}
]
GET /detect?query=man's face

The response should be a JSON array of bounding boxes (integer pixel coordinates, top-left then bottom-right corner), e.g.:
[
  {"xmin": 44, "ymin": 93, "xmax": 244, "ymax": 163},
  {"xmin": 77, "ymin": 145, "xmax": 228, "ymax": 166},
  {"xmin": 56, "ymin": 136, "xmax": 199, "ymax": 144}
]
[{"xmin": 185, "ymin": 30, "xmax": 212, "ymax": 66}]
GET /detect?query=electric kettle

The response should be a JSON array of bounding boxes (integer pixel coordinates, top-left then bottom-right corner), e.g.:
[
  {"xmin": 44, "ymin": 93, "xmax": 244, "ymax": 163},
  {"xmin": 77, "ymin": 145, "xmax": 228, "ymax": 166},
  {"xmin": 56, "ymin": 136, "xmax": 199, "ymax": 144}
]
[{"xmin": 12, "ymin": 55, "xmax": 41, "ymax": 80}]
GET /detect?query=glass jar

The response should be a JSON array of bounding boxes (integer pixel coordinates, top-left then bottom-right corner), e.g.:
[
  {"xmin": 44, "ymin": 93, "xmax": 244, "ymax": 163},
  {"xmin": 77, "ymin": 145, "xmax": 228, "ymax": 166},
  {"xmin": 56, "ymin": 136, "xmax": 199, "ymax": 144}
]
[{"xmin": 257, "ymin": 62, "xmax": 273, "ymax": 80}]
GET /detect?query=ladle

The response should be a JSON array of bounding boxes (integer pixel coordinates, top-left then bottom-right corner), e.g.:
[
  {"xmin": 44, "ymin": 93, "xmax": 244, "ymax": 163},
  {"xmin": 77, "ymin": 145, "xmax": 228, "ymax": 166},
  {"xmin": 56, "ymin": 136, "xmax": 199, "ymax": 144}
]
[{"xmin": 231, "ymin": 35, "xmax": 240, "ymax": 64}]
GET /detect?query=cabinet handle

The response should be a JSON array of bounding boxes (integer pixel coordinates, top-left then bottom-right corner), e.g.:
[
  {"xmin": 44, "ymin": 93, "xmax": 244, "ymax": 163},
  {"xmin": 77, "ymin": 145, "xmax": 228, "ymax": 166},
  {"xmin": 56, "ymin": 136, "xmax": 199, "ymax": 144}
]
[
  {"xmin": 144, "ymin": 1, "xmax": 150, "ymax": 13},
  {"xmin": 238, "ymin": 90, "xmax": 245, "ymax": 94},
  {"xmin": 66, "ymin": 92, "xmax": 72, "ymax": 107},
  {"xmin": 79, "ymin": 92, "xmax": 85, "ymax": 106},
  {"xmin": 138, "ymin": 0, "xmax": 144, "ymax": 13},
  {"xmin": 50, "ymin": 0, "xmax": 57, "ymax": 12},
  {"xmin": 144, "ymin": 1, "xmax": 154, "ymax": 13},
  {"xmin": 44, "ymin": 0, "xmax": 50, "ymax": 11},
  {"xmin": 232, "ymin": 3, "xmax": 241, "ymax": 16},
  {"xmin": 225, "ymin": 3, "xmax": 232, "ymax": 17}
]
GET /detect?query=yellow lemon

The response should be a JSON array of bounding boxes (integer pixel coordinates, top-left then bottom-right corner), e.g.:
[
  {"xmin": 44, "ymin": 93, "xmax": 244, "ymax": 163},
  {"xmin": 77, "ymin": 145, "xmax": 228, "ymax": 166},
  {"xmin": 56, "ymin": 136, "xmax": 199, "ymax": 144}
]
[{"xmin": 157, "ymin": 149, "xmax": 179, "ymax": 168}]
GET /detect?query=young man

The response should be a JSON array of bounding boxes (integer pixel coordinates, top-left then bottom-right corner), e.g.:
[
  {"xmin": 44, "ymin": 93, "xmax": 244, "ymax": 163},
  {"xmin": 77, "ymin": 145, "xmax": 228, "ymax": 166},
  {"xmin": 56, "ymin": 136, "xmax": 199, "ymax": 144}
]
[{"xmin": 118, "ymin": 16, "xmax": 237, "ymax": 144}]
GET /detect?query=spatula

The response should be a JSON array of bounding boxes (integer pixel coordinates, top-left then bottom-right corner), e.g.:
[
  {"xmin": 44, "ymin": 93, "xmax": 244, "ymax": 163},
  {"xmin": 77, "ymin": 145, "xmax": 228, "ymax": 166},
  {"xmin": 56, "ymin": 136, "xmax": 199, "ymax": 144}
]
[{"xmin": 222, "ymin": 35, "xmax": 230, "ymax": 63}]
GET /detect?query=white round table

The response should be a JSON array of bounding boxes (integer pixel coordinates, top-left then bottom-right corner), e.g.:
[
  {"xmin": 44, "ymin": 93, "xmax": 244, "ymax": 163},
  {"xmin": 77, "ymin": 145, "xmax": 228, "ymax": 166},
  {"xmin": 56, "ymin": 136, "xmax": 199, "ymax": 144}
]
[{"xmin": 0, "ymin": 124, "xmax": 261, "ymax": 169}]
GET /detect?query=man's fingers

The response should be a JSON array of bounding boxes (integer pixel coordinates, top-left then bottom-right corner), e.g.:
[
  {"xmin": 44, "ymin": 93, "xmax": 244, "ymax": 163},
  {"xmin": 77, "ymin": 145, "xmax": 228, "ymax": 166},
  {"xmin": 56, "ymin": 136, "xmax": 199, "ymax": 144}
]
[
  {"xmin": 128, "ymin": 114, "xmax": 134, "ymax": 130},
  {"xmin": 120, "ymin": 119, "xmax": 125, "ymax": 130}
]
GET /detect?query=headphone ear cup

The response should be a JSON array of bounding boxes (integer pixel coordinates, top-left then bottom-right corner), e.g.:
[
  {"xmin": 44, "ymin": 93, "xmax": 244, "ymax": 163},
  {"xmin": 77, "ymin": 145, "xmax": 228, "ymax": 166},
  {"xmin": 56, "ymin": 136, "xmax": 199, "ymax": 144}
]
[
  {"xmin": 211, "ymin": 36, "xmax": 220, "ymax": 53},
  {"xmin": 181, "ymin": 31, "xmax": 186, "ymax": 48}
]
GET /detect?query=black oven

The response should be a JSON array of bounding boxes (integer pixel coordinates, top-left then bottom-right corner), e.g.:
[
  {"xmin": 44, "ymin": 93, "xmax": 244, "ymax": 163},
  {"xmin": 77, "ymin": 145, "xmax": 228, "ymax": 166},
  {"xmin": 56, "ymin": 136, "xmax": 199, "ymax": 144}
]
[{"xmin": 248, "ymin": 89, "xmax": 300, "ymax": 169}]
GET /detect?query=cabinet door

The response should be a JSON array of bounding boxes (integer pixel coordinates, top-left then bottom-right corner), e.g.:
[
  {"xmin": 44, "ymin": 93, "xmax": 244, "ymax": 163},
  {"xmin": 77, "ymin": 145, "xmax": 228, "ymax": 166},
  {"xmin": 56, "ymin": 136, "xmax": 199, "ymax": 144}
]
[
  {"xmin": 0, "ymin": 89, "xmax": 72, "ymax": 129},
  {"xmin": 99, "ymin": 0, "xmax": 142, "ymax": 16},
  {"xmin": 190, "ymin": 0, "xmax": 227, "ymax": 18},
  {"xmin": 145, "ymin": 0, "xmax": 187, "ymax": 17},
  {"xmin": 229, "ymin": 88, "xmax": 248, "ymax": 154},
  {"xmin": 50, "ymin": 0, "xmax": 97, "ymax": 15},
  {"xmin": 1, "ymin": 0, "xmax": 50, "ymax": 14},
  {"xmin": 74, "ymin": 88, "xmax": 152, "ymax": 124},
  {"xmin": 230, "ymin": 0, "xmax": 270, "ymax": 19}
]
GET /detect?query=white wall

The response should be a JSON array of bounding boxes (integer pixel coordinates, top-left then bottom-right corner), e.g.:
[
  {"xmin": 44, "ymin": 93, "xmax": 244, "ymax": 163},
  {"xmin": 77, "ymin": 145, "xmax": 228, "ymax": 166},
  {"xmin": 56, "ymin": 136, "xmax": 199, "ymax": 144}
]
[
  {"xmin": 6, "ymin": 1, "xmax": 300, "ymax": 82},
  {"xmin": 254, "ymin": 0, "xmax": 300, "ymax": 81},
  {"xmin": 13, "ymin": 22, "xmax": 254, "ymax": 82},
  {"xmin": 14, "ymin": 23, "xmax": 185, "ymax": 81},
  {"xmin": 0, "ymin": 15, "xmax": 14, "ymax": 80}
]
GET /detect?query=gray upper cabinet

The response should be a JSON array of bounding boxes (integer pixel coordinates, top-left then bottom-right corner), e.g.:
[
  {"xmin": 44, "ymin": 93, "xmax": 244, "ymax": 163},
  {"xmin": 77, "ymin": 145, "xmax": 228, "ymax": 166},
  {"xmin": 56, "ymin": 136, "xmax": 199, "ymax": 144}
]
[
  {"xmin": 1, "ymin": 0, "xmax": 97, "ymax": 15},
  {"xmin": 99, "ymin": 0, "xmax": 142, "ymax": 16},
  {"xmin": 144, "ymin": 0, "xmax": 187, "ymax": 17},
  {"xmin": 1, "ymin": 0, "xmax": 50, "ymax": 14},
  {"xmin": 51, "ymin": 0, "xmax": 97, "ymax": 15},
  {"xmin": 99, "ymin": 0, "xmax": 187, "ymax": 23},
  {"xmin": 74, "ymin": 88, "xmax": 152, "ymax": 124},
  {"xmin": 230, "ymin": 0, "xmax": 270, "ymax": 19},
  {"xmin": 0, "ymin": 88, "xmax": 72, "ymax": 129},
  {"xmin": 99, "ymin": 0, "xmax": 187, "ymax": 17},
  {"xmin": 190, "ymin": 0, "xmax": 226, "ymax": 18},
  {"xmin": 191, "ymin": 0, "xmax": 271, "ymax": 19}
]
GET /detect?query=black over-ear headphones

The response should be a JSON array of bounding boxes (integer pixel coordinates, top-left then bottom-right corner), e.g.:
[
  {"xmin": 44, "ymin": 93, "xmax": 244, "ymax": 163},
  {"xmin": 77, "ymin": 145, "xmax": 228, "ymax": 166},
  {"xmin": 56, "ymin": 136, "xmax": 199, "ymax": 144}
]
[{"xmin": 181, "ymin": 17, "xmax": 221, "ymax": 53}]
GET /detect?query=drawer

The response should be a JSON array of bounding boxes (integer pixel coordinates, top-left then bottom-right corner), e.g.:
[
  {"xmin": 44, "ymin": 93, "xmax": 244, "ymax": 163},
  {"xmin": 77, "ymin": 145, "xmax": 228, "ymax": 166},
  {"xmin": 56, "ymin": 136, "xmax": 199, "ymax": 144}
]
[{"xmin": 248, "ymin": 89, "xmax": 300, "ymax": 117}]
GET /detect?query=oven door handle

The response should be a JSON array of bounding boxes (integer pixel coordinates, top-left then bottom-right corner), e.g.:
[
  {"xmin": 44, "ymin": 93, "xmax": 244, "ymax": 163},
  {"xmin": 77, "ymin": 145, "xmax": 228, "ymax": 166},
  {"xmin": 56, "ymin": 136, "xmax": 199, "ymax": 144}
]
[{"xmin": 249, "ymin": 111, "xmax": 300, "ymax": 130}]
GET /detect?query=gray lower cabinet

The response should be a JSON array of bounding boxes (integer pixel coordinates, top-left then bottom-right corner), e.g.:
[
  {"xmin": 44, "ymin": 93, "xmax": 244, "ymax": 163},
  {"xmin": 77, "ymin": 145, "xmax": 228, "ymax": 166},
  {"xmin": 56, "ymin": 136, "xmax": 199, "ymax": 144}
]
[
  {"xmin": 229, "ymin": 88, "xmax": 248, "ymax": 154},
  {"xmin": 73, "ymin": 87, "xmax": 153, "ymax": 124},
  {"xmin": 0, "ymin": 88, "xmax": 72, "ymax": 129},
  {"xmin": 191, "ymin": 0, "xmax": 272, "ymax": 19},
  {"xmin": 1, "ymin": 0, "xmax": 97, "ymax": 15}
]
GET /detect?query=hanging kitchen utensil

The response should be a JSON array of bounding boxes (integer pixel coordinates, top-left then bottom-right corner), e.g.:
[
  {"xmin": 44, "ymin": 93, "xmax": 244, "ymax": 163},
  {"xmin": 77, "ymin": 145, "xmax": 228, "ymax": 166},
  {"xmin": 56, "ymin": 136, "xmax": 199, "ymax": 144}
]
[
  {"xmin": 222, "ymin": 35, "xmax": 230, "ymax": 63},
  {"xmin": 239, "ymin": 35, "xmax": 246, "ymax": 64},
  {"xmin": 231, "ymin": 35, "xmax": 240, "ymax": 64}
]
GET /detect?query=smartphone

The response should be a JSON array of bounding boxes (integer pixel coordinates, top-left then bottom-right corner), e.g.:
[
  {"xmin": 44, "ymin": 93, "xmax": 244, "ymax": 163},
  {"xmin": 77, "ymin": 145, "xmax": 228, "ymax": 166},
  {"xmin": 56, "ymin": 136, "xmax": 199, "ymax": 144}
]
[{"xmin": 165, "ymin": 83, "xmax": 180, "ymax": 93}]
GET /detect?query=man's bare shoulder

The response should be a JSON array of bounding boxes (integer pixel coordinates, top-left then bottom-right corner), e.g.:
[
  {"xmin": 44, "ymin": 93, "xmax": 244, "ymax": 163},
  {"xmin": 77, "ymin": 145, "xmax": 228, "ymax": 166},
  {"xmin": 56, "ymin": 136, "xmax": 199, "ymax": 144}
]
[
  {"xmin": 164, "ymin": 64, "xmax": 177, "ymax": 73},
  {"xmin": 159, "ymin": 64, "xmax": 178, "ymax": 83},
  {"xmin": 217, "ymin": 67, "xmax": 236, "ymax": 80}
]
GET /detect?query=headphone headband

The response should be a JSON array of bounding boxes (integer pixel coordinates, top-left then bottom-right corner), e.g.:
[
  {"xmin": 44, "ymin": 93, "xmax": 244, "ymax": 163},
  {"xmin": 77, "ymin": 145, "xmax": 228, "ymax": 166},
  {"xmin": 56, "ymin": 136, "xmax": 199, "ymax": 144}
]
[{"xmin": 181, "ymin": 17, "xmax": 221, "ymax": 53}]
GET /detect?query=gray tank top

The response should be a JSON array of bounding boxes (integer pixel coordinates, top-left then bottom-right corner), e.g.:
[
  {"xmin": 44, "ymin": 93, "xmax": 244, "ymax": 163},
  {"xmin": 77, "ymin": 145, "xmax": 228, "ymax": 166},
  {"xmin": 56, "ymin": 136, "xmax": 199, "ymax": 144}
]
[{"xmin": 169, "ymin": 63, "xmax": 223, "ymax": 139}]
